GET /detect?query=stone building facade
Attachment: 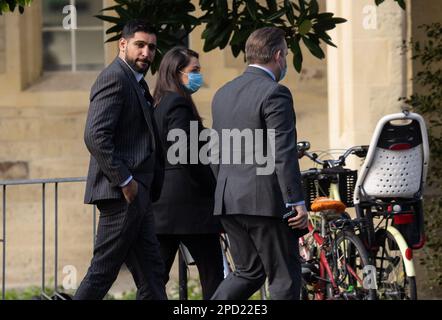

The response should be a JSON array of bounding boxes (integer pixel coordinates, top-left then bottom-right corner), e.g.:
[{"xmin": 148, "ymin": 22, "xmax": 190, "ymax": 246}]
[{"xmin": 0, "ymin": 0, "xmax": 440, "ymax": 297}]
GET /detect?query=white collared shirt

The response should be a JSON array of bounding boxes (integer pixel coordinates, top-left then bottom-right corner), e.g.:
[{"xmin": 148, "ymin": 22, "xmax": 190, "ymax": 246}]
[
  {"xmin": 248, "ymin": 64, "xmax": 276, "ymax": 81},
  {"xmin": 119, "ymin": 57, "xmax": 144, "ymax": 82}
]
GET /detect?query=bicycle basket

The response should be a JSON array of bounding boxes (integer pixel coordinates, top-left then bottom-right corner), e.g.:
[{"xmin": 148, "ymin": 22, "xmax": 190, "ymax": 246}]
[{"xmin": 302, "ymin": 169, "xmax": 358, "ymax": 211}]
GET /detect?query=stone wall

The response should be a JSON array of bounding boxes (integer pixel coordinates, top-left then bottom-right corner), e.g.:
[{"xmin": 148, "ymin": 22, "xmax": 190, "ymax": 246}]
[
  {"xmin": 0, "ymin": 16, "xmax": 5, "ymax": 74},
  {"xmin": 0, "ymin": 0, "xmax": 329, "ymax": 293},
  {"xmin": 6, "ymin": 0, "xmax": 440, "ymax": 297}
]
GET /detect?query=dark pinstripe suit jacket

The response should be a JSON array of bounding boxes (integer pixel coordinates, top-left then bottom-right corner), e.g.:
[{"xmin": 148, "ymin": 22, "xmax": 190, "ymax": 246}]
[{"xmin": 84, "ymin": 57, "xmax": 157, "ymax": 204}]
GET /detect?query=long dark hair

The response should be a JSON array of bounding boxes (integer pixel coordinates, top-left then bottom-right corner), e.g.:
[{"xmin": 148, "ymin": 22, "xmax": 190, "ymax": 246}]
[{"xmin": 153, "ymin": 47, "xmax": 201, "ymax": 122}]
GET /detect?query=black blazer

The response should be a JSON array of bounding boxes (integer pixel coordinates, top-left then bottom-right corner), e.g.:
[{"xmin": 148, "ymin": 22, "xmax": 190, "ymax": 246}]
[
  {"xmin": 152, "ymin": 92, "xmax": 221, "ymax": 234},
  {"xmin": 83, "ymin": 57, "xmax": 158, "ymax": 204}
]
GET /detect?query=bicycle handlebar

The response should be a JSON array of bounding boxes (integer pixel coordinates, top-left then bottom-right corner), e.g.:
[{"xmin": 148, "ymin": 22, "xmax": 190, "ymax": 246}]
[
  {"xmin": 297, "ymin": 141, "xmax": 368, "ymax": 168},
  {"xmin": 300, "ymin": 168, "xmax": 320, "ymax": 178}
]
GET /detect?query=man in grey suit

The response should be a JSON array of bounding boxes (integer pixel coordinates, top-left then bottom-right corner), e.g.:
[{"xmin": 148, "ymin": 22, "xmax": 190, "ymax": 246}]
[
  {"xmin": 210, "ymin": 27, "xmax": 309, "ymax": 300},
  {"xmin": 74, "ymin": 20, "xmax": 167, "ymax": 300}
]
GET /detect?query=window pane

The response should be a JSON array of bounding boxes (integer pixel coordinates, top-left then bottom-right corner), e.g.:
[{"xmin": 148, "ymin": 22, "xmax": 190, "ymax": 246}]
[
  {"xmin": 76, "ymin": 31, "xmax": 105, "ymax": 71},
  {"xmin": 42, "ymin": 0, "xmax": 104, "ymax": 71},
  {"xmin": 42, "ymin": 0, "xmax": 70, "ymax": 28},
  {"xmin": 43, "ymin": 31, "xmax": 72, "ymax": 71},
  {"xmin": 76, "ymin": 0, "xmax": 103, "ymax": 27}
]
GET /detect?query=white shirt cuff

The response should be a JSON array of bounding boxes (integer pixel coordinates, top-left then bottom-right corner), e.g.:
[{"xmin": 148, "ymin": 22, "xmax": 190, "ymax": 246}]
[
  {"xmin": 286, "ymin": 201, "xmax": 306, "ymax": 208},
  {"xmin": 119, "ymin": 175, "xmax": 133, "ymax": 187}
]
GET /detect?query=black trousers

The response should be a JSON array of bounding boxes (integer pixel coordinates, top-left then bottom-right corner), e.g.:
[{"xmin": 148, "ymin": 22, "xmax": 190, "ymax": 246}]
[
  {"xmin": 156, "ymin": 234, "xmax": 224, "ymax": 300},
  {"xmin": 74, "ymin": 184, "xmax": 167, "ymax": 300},
  {"xmin": 211, "ymin": 215, "xmax": 301, "ymax": 300}
]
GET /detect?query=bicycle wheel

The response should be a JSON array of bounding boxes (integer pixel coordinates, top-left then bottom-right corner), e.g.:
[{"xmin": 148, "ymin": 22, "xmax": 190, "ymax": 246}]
[
  {"xmin": 327, "ymin": 230, "xmax": 377, "ymax": 300},
  {"xmin": 299, "ymin": 234, "xmax": 323, "ymax": 300},
  {"xmin": 374, "ymin": 229, "xmax": 417, "ymax": 300}
]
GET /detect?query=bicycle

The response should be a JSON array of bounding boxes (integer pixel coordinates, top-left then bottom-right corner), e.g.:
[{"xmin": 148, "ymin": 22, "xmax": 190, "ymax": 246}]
[
  {"xmin": 177, "ymin": 233, "xmax": 236, "ymax": 300},
  {"xmin": 297, "ymin": 141, "xmax": 376, "ymax": 300},
  {"xmin": 353, "ymin": 111, "xmax": 429, "ymax": 300},
  {"xmin": 220, "ymin": 233, "xmax": 270, "ymax": 300}
]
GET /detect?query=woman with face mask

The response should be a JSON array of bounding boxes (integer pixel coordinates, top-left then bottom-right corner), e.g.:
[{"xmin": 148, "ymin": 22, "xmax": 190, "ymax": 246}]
[{"xmin": 152, "ymin": 47, "xmax": 224, "ymax": 299}]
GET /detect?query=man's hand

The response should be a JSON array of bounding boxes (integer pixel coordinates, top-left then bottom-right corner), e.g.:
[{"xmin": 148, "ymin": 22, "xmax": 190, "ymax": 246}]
[
  {"xmin": 288, "ymin": 204, "xmax": 309, "ymax": 230},
  {"xmin": 122, "ymin": 179, "xmax": 138, "ymax": 204}
]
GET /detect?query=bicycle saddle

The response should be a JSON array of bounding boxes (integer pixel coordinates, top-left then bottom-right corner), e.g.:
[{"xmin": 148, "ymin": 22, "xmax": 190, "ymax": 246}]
[{"xmin": 310, "ymin": 197, "xmax": 346, "ymax": 214}]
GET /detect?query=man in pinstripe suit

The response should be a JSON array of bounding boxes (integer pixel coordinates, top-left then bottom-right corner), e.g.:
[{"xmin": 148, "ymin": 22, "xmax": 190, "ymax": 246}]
[{"xmin": 74, "ymin": 20, "xmax": 167, "ymax": 300}]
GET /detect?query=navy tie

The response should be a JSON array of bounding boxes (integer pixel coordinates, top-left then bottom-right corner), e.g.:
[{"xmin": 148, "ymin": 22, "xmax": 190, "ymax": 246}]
[{"xmin": 139, "ymin": 78, "xmax": 154, "ymax": 106}]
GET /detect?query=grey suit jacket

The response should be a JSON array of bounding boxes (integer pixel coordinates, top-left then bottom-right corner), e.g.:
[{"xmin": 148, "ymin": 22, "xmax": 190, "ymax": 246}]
[
  {"xmin": 211, "ymin": 66, "xmax": 304, "ymax": 217},
  {"xmin": 84, "ymin": 57, "xmax": 157, "ymax": 204}
]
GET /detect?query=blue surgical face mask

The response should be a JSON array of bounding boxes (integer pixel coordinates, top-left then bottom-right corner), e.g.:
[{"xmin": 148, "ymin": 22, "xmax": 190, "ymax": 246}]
[
  {"xmin": 181, "ymin": 71, "xmax": 203, "ymax": 94},
  {"xmin": 278, "ymin": 58, "xmax": 287, "ymax": 82}
]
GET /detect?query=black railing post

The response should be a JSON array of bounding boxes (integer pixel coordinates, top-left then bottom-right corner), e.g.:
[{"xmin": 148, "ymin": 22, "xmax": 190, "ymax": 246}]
[
  {"xmin": 178, "ymin": 251, "xmax": 188, "ymax": 300},
  {"xmin": 0, "ymin": 177, "xmax": 91, "ymax": 299},
  {"xmin": 54, "ymin": 182, "xmax": 58, "ymax": 295},
  {"xmin": 42, "ymin": 183, "xmax": 46, "ymax": 298},
  {"xmin": 2, "ymin": 185, "xmax": 6, "ymax": 300}
]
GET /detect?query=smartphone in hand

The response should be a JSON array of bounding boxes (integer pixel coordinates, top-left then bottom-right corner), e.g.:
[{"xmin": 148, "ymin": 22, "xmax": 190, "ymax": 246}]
[{"xmin": 283, "ymin": 210, "xmax": 309, "ymax": 238}]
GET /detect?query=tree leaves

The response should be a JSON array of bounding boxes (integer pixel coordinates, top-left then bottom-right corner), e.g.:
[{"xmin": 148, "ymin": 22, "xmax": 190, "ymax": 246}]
[
  {"xmin": 91, "ymin": 0, "xmax": 406, "ymax": 75},
  {"xmin": 95, "ymin": 0, "xmax": 201, "ymax": 74},
  {"xmin": 0, "ymin": 0, "xmax": 408, "ymax": 72},
  {"xmin": 298, "ymin": 19, "xmax": 312, "ymax": 36},
  {"xmin": 394, "ymin": 0, "xmax": 406, "ymax": 10},
  {"xmin": 198, "ymin": 0, "xmax": 348, "ymax": 73},
  {"xmin": 95, "ymin": 0, "xmax": 347, "ymax": 73},
  {"xmin": 0, "ymin": 0, "xmax": 32, "ymax": 15},
  {"xmin": 375, "ymin": 0, "xmax": 406, "ymax": 9},
  {"xmin": 302, "ymin": 36, "xmax": 325, "ymax": 59},
  {"xmin": 289, "ymin": 36, "xmax": 303, "ymax": 73},
  {"xmin": 401, "ymin": 22, "xmax": 442, "ymax": 286}
]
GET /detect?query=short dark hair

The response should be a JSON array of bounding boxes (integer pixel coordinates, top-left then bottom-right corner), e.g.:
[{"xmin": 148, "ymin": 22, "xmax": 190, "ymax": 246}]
[
  {"xmin": 245, "ymin": 27, "xmax": 286, "ymax": 64},
  {"xmin": 121, "ymin": 19, "xmax": 157, "ymax": 39}
]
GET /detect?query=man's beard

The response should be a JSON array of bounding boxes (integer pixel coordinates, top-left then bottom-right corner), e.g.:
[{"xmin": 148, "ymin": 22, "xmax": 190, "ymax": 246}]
[{"xmin": 125, "ymin": 53, "xmax": 150, "ymax": 74}]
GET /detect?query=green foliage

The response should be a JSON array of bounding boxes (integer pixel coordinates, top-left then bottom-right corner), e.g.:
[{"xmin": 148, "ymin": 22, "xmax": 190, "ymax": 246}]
[
  {"xmin": 199, "ymin": 0, "xmax": 346, "ymax": 73},
  {"xmin": 375, "ymin": 0, "xmax": 406, "ymax": 9},
  {"xmin": 96, "ymin": 0, "xmax": 199, "ymax": 74},
  {"xmin": 115, "ymin": 276, "xmax": 264, "ymax": 300},
  {"xmin": 97, "ymin": 0, "xmax": 349, "ymax": 74},
  {"xmin": 95, "ymin": 0, "xmax": 406, "ymax": 74},
  {"xmin": 402, "ymin": 23, "xmax": 442, "ymax": 287},
  {"xmin": 119, "ymin": 290, "xmax": 136, "ymax": 300},
  {"xmin": 4, "ymin": 283, "xmax": 79, "ymax": 300},
  {"xmin": 0, "ymin": 0, "xmax": 32, "ymax": 15},
  {"xmin": 1, "ymin": 0, "xmax": 405, "ymax": 73},
  {"xmin": 5, "ymin": 286, "xmax": 51, "ymax": 300},
  {"xmin": 169, "ymin": 278, "xmax": 203, "ymax": 300},
  {"xmin": 167, "ymin": 276, "xmax": 264, "ymax": 300}
]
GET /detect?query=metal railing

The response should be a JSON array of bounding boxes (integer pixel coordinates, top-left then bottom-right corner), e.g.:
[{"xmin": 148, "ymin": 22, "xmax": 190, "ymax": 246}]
[
  {"xmin": 0, "ymin": 176, "xmax": 200, "ymax": 300},
  {"xmin": 0, "ymin": 177, "xmax": 244, "ymax": 300},
  {"xmin": 0, "ymin": 177, "xmax": 96, "ymax": 300}
]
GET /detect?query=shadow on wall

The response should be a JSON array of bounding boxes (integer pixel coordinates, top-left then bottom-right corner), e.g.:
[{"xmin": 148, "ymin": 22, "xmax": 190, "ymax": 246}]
[{"xmin": 0, "ymin": 161, "xmax": 29, "ymax": 180}]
